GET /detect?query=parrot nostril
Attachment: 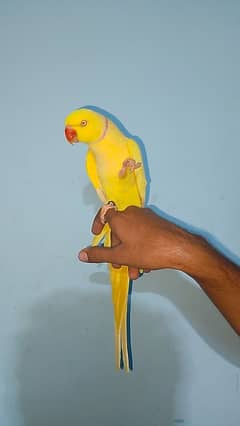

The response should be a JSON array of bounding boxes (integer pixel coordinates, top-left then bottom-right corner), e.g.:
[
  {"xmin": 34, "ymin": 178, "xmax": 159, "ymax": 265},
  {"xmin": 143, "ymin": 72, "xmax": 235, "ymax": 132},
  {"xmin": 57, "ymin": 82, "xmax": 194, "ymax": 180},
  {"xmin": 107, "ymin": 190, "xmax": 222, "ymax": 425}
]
[{"xmin": 65, "ymin": 126, "xmax": 78, "ymax": 143}]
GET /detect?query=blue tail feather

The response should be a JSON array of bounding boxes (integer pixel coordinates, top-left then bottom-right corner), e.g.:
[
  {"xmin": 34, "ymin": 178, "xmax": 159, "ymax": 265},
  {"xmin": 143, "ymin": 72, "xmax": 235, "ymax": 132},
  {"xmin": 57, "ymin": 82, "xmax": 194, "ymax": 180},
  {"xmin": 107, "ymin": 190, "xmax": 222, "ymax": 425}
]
[
  {"xmin": 127, "ymin": 279, "xmax": 133, "ymax": 370},
  {"xmin": 120, "ymin": 349, "xmax": 124, "ymax": 370},
  {"xmin": 120, "ymin": 280, "xmax": 133, "ymax": 370},
  {"xmin": 120, "ymin": 279, "xmax": 133, "ymax": 371}
]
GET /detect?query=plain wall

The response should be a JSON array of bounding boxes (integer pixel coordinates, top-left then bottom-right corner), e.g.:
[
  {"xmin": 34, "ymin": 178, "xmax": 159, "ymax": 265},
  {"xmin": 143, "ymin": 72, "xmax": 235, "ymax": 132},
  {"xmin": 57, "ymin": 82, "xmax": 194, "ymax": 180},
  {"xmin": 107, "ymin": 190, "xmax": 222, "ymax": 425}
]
[{"xmin": 0, "ymin": 1, "xmax": 240, "ymax": 425}]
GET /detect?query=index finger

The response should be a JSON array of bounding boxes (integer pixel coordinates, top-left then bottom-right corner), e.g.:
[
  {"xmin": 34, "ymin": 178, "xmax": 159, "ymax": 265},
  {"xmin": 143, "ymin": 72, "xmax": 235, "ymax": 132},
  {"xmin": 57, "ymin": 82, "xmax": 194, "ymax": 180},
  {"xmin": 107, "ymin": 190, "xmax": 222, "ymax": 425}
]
[
  {"xmin": 91, "ymin": 206, "xmax": 119, "ymax": 235},
  {"xmin": 91, "ymin": 208, "xmax": 103, "ymax": 235}
]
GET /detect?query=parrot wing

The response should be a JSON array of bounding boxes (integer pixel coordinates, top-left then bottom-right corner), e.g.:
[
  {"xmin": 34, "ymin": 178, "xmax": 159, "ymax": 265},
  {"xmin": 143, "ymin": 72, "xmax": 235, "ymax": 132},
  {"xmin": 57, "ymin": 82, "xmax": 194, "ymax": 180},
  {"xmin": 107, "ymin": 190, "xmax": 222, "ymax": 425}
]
[
  {"xmin": 86, "ymin": 149, "xmax": 107, "ymax": 204},
  {"xmin": 127, "ymin": 138, "xmax": 147, "ymax": 206},
  {"xmin": 86, "ymin": 149, "xmax": 109, "ymax": 246}
]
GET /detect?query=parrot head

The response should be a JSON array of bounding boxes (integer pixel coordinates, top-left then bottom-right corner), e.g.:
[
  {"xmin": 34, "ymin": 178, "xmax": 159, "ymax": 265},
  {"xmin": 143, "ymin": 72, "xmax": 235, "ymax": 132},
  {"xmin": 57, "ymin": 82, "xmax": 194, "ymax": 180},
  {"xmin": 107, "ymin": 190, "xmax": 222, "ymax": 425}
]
[{"xmin": 64, "ymin": 109, "xmax": 108, "ymax": 145}]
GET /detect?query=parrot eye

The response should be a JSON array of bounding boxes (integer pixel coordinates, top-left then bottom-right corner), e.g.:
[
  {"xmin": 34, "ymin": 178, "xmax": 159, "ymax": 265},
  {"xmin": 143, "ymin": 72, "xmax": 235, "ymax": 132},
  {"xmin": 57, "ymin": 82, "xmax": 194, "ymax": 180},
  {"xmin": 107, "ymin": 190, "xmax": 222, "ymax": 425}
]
[{"xmin": 80, "ymin": 120, "xmax": 88, "ymax": 127}]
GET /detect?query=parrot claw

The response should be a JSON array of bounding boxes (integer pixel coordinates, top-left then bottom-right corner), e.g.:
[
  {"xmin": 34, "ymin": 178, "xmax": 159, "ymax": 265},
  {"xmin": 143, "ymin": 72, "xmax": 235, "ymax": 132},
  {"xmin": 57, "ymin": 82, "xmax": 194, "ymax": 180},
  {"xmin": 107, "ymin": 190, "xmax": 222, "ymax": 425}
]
[{"xmin": 118, "ymin": 158, "xmax": 142, "ymax": 178}]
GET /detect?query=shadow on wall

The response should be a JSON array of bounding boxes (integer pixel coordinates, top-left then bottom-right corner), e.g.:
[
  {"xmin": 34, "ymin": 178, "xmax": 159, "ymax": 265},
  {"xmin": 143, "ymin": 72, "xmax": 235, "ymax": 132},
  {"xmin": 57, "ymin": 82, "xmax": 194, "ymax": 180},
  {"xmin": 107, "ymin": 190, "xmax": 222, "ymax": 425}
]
[
  {"xmin": 16, "ymin": 288, "xmax": 182, "ymax": 426},
  {"xmin": 90, "ymin": 269, "xmax": 240, "ymax": 368}
]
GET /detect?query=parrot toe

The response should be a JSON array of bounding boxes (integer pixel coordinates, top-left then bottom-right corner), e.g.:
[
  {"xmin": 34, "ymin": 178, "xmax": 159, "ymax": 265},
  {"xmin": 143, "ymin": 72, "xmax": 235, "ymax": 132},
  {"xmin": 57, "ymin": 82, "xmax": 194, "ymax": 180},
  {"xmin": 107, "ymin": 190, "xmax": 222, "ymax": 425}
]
[{"xmin": 119, "ymin": 158, "xmax": 142, "ymax": 178}]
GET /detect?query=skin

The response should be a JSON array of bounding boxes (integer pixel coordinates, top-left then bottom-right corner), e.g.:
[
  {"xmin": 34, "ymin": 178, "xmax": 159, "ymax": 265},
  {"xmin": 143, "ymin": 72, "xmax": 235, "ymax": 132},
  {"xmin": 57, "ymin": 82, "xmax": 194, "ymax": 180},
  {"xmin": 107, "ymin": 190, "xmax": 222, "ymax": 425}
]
[{"xmin": 79, "ymin": 206, "xmax": 240, "ymax": 336}]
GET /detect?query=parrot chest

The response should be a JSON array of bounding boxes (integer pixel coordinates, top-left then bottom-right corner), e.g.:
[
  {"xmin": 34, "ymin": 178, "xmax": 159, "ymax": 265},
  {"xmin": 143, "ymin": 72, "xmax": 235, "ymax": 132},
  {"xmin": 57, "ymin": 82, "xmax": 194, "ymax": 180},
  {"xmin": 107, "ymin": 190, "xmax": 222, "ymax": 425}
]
[
  {"xmin": 92, "ymin": 142, "xmax": 129, "ymax": 180},
  {"xmin": 91, "ymin": 144, "xmax": 141, "ymax": 208}
]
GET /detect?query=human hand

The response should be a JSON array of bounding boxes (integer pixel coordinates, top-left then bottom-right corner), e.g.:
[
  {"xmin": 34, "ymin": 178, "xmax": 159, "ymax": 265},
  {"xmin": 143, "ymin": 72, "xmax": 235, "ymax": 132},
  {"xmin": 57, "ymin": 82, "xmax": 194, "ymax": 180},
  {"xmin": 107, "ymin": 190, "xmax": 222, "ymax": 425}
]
[
  {"xmin": 79, "ymin": 206, "xmax": 240, "ymax": 334},
  {"xmin": 78, "ymin": 206, "xmax": 195, "ymax": 279}
]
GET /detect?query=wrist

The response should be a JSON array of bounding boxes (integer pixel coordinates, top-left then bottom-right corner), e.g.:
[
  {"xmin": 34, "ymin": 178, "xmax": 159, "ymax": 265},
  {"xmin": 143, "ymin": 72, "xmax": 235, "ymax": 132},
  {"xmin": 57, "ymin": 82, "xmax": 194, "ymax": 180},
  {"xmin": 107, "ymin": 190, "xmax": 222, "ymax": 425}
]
[
  {"xmin": 170, "ymin": 231, "xmax": 211, "ymax": 276},
  {"xmin": 176, "ymin": 231, "xmax": 235, "ymax": 284},
  {"xmin": 153, "ymin": 224, "xmax": 204, "ymax": 272}
]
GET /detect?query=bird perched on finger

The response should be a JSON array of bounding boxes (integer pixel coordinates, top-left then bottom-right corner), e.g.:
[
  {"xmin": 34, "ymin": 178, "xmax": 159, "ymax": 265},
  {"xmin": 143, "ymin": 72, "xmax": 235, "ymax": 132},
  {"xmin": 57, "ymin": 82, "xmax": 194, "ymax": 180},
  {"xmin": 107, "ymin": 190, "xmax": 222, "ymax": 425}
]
[{"xmin": 64, "ymin": 107, "xmax": 147, "ymax": 372}]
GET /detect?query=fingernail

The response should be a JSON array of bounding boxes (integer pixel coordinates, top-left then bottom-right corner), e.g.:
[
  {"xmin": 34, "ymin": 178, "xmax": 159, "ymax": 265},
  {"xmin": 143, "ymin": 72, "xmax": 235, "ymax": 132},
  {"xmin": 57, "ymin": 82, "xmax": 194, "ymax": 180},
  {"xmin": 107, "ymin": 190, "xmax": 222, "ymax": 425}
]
[{"xmin": 78, "ymin": 251, "xmax": 88, "ymax": 262}]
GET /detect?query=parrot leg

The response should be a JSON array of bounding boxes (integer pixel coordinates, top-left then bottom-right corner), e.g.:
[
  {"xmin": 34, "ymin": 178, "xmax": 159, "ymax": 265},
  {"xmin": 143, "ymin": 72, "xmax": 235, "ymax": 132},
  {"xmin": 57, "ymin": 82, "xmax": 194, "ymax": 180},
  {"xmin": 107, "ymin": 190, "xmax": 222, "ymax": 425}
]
[{"xmin": 118, "ymin": 158, "xmax": 142, "ymax": 178}]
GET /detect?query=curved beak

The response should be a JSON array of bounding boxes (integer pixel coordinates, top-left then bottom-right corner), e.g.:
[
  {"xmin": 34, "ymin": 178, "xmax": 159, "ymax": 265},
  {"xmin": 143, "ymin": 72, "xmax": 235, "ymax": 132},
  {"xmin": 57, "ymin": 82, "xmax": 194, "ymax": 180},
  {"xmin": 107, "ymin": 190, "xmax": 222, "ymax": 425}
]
[{"xmin": 65, "ymin": 126, "xmax": 78, "ymax": 144}]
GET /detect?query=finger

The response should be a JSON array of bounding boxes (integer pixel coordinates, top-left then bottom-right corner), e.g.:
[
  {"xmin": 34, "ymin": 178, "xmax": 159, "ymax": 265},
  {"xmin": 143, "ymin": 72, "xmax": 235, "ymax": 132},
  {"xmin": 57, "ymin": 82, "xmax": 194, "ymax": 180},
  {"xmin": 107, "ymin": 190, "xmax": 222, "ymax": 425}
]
[
  {"xmin": 128, "ymin": 267, "xmax": 140, "ymax": 280},
  {"xmin": 110, "ymin": 230, "xmax": 121, "ymax": 269},
  {"xmin": 91, "ymin": 208, "xmax": 104, "ymax": 235},
  {"xmin": 112, "ymin": 263, "xmax": 121, "ymax": 269},
  {"xmin": 111, "ymin": 230, "xmax": 121, "ymax": 248},
  {"xmin": 91, "ymin": 206, "xmax": 119, "ymax": 235},
  {"xmin": 78, "ymin": 244, "xmax": 123, "ymax": 264}
]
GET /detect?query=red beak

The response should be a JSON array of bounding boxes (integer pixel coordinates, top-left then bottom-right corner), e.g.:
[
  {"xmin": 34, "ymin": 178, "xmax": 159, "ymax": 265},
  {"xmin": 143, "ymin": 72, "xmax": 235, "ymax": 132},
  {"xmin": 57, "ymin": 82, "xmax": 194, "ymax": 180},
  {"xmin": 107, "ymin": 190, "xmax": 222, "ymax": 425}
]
[{"xmin": 65, "ymin": 126, "xmax": 78, "ymax": 144}]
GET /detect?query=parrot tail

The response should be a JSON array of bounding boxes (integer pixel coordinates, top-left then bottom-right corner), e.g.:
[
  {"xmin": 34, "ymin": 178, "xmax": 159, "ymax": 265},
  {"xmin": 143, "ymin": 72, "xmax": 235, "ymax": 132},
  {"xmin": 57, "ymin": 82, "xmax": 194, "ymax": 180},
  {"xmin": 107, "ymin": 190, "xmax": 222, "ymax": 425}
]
[
  {"xmin": 91, "ymin": 223, "xmax": 110, "ymax": 247},
  {"xmin": 109, "ymin": 265, "xmax": 133, "ymax": 372},
  {"xmin": 91, "ymin": 224, "xmax": 133, "ymax": 372}
]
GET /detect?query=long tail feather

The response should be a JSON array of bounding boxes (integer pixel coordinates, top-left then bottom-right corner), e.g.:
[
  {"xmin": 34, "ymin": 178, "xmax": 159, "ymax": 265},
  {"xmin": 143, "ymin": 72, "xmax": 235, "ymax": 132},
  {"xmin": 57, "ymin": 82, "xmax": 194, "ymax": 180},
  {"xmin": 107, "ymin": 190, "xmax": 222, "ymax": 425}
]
[
  {"xmin": 110, "ymin": 266, "xmax": 122, "ymax": 370},
  {"xmin": 92, "ymin": 225, "xmax": 134, "ymax": 372},
  {"xmin": 110, "ymin": 265, "xmax": 132, "ymax": 371},
  {"xmin": 120, "ymin": 279, "xmax": 134, "ymax": 371},
  {"xmin": 120, "ymin": 301, "xmax": 129, "ymax": 371},
  {"xmin": 126, "ymin": 280, "xmax": 133, "ymax": 370}
]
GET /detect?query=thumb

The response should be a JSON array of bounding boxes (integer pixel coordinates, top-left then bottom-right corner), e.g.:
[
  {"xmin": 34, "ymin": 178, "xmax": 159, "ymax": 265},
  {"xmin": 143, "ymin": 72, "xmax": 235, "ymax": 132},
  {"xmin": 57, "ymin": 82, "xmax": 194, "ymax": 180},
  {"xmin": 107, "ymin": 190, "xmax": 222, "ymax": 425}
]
[{"xmin": 78, "ymin": 244, "xmax": 123, "ymax": 264}]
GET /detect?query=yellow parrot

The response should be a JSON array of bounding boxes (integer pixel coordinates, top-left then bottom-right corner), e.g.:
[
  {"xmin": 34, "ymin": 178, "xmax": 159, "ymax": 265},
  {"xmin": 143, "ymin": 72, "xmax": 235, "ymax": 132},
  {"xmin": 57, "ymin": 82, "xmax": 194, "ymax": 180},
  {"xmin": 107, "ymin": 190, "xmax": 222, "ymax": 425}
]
[{"xmin": 64, "ymin": 107, "xmax": 147, "ymax": 372}]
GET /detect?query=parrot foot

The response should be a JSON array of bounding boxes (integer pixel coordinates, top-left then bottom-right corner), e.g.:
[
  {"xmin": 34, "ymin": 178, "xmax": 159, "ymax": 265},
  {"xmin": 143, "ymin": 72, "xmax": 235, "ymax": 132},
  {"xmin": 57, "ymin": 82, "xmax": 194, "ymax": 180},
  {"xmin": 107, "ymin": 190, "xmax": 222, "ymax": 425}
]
[
  {"xmin": 100, "ymin": 201, "xmax": 117, "ymax": 225},
  {"xmin": 118, "ymin": 158, "xmax": 141, "ymax": 178}
]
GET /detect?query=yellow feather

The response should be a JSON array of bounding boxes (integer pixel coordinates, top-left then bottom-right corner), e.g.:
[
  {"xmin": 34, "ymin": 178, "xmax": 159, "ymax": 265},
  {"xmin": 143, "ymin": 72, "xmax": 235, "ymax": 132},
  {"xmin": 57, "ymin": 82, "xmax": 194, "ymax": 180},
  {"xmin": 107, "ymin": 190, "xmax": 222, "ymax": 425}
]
[{"xmin": 86, "ymin": 150, "xmax": 107, "ymax": 203}]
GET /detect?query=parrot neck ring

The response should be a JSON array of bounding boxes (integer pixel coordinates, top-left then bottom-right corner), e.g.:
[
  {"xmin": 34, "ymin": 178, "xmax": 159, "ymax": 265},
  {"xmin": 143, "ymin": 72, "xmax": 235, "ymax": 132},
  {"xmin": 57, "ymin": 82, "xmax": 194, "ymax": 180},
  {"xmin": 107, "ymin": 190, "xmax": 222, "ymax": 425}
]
[{"xmin": 95, "ymin": 117, "xmax": 109, "ymax": 143}]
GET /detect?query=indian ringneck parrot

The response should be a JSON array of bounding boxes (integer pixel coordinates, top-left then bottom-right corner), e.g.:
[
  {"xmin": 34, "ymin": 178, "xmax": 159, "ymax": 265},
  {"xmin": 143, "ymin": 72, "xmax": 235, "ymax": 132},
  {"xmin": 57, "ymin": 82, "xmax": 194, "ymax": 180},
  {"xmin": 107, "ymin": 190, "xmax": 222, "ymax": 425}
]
[{"xmin": 64, "ymin": 108, "xmax": 147, "ymax": 372}]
